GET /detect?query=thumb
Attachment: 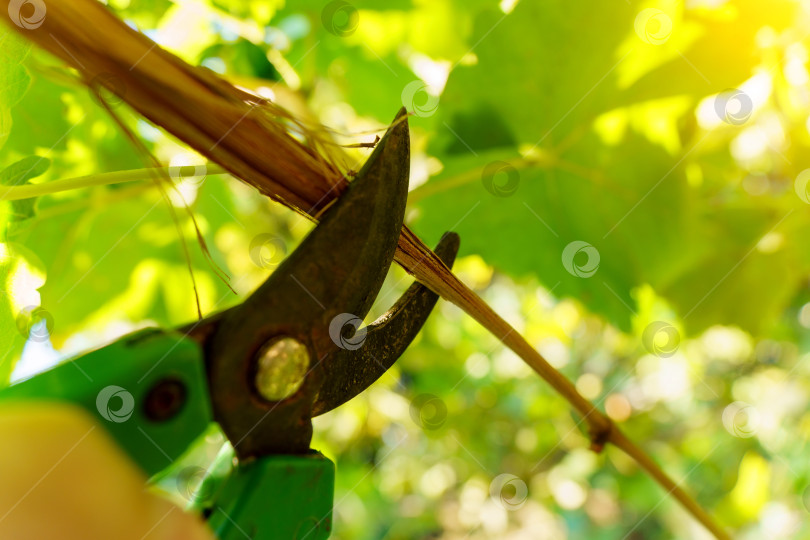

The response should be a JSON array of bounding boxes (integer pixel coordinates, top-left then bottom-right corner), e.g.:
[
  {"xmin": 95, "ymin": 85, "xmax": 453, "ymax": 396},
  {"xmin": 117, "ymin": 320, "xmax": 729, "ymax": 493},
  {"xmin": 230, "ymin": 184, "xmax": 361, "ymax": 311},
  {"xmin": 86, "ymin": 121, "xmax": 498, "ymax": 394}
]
[{"xmin": 0, "ymin": 401, "xmax": 215, "ymax": 540}]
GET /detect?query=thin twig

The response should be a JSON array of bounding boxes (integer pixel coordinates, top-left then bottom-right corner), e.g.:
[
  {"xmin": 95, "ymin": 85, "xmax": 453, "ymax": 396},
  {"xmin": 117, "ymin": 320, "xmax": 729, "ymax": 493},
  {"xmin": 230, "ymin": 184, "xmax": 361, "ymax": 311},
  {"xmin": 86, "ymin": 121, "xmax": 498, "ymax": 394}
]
[{"xmin": 0, "ymin": 165, "xmax": 227, "ymax": 201}]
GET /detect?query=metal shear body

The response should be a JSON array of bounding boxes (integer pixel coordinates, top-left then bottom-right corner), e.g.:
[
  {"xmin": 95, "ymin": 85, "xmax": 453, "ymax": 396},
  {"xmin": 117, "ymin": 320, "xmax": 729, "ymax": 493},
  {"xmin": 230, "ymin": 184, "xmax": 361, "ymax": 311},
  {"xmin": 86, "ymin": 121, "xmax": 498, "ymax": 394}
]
[{"xmin": 0, "ymin": 109, "xmax": 459, "ymax": 539}]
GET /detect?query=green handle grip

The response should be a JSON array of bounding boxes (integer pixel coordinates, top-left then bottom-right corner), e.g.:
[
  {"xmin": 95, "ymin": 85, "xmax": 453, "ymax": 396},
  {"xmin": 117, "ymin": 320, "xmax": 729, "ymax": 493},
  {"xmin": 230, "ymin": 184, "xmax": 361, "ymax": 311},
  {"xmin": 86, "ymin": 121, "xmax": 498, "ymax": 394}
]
[
  {"xmin": 0, "ymin": 327, "xmax": 335, "ymax": 539},
  {"xmin": 0, "ymin": 328, "xmax": 213, "ymax": 476}
]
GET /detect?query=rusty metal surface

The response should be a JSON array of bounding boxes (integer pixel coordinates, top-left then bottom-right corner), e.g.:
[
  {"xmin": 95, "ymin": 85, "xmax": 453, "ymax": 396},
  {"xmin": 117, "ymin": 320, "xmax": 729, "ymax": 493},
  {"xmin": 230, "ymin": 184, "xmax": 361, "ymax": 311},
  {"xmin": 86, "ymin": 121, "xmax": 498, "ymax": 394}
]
[
  {"xmin": 189, "ymin": 108, "xmax": 428, "ymax": 457},
  {"xmin": 311, "ymin": 232, "xmax": 459, "ymax": 417}
]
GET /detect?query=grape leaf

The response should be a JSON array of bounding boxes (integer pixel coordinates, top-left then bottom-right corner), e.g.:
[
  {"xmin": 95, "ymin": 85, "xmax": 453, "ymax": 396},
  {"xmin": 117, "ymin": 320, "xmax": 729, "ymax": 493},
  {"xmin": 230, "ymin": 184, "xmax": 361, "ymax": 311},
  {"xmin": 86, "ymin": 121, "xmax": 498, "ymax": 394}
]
[
  {"xmin": 0, "ymin": 26, "xmax": 32, "ymax": 151},
  {"xmin": 413, "ymin": 0, "xmax": 806, "ymax": 335},
  {"xmin": 0, "ymin": 155, "xmax": 50, "ymax": 223}
]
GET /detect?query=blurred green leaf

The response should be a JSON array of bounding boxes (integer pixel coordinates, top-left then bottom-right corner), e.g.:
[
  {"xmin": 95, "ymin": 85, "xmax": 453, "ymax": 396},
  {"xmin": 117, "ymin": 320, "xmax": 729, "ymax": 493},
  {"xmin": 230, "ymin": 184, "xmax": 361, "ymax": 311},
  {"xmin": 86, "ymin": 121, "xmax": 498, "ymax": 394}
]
[
  {"xmin": 200, "ymin": 39, "xmax": 280, "ymax": 80},
  {"xmin": 0, "ymin": 155, "xmax": 50, "ymax": 223},
  {"xmin": 0, "ymin": 27, "xmax": 32, "ymax": 150}
]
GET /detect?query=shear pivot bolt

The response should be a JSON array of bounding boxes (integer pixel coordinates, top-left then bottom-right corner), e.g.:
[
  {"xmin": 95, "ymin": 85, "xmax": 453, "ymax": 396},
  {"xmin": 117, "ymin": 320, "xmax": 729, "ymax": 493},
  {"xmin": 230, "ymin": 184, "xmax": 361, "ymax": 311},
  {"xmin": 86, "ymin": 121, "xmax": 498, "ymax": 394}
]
[{"xmin": 255, "ymin": 337, "xmax": 310, "ymax": 402}]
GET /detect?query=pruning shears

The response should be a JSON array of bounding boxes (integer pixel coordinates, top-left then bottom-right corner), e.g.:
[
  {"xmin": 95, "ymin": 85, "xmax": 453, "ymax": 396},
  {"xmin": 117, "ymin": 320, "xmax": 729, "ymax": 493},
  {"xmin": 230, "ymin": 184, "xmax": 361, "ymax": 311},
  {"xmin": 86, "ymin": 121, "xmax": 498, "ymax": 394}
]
[{"xmin": 0, "ymin": 110, "xmax": 459, "ymax": 539}]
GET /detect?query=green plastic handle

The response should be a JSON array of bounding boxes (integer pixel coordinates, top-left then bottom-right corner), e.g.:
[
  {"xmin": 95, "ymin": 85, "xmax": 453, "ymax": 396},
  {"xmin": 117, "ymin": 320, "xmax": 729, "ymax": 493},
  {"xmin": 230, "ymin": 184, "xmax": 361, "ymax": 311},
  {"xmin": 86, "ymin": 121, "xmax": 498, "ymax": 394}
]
[
  {"xmin": 200, "ymin": 447, "xmax": 334, "ymax": 540},
  {"xmin": 1, "ymin": 327, "xmax": 335, "ymax": 539},
  {"xmin": 0, "ymin": 328, "xmax": 213, "ymax": 477}
]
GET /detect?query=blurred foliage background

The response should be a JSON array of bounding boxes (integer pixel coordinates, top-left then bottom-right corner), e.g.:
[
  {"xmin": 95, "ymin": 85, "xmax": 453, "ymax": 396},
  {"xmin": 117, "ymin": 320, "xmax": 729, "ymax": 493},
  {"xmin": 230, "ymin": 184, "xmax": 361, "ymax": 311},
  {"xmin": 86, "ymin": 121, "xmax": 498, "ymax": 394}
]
[{"xmin": 2, "ymin": 0, "xmax": 810, "ymax": 538}]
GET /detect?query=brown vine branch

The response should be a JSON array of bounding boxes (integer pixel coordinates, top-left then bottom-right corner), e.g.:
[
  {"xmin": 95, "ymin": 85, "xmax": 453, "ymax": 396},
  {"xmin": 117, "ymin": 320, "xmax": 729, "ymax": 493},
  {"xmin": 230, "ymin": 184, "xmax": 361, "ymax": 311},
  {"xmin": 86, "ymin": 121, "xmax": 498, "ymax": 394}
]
[{"xmin": 1, "ymin": 2, "xmax": 728, "ymax": 538}]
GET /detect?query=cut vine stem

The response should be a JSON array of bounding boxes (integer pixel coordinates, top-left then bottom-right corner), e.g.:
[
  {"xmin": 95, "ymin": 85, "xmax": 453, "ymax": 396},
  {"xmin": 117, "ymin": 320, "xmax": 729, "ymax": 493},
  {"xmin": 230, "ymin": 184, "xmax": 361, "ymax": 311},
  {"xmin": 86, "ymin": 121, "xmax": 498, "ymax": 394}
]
[
  {"xmin": 396, "ymin": 226, "xmax": 730, "ymax": 540},
  {"xmin": 1, "ymin": 1, "xmax": 729, "ymax": 538}
]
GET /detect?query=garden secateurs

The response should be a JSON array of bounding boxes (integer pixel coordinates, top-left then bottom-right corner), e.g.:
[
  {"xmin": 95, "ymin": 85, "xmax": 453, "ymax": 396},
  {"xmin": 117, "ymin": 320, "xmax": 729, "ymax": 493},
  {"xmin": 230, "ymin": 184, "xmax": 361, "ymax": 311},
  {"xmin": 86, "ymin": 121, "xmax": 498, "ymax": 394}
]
[{"xmin": 0, "ymin": 110, "xmax": 459, "ymax": 539}]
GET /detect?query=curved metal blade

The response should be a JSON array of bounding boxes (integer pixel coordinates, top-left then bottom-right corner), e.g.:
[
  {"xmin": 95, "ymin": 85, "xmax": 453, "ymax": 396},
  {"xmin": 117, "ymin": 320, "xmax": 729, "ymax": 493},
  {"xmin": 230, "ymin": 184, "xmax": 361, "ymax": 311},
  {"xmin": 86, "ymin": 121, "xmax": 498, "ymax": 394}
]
[
  {"xmin": 312, "ymin": 232, "xmax": 460, "ymax": 417},
  {"xmin": 201, "ymin": 108, "xmax": 411, "ymax": 456}
]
